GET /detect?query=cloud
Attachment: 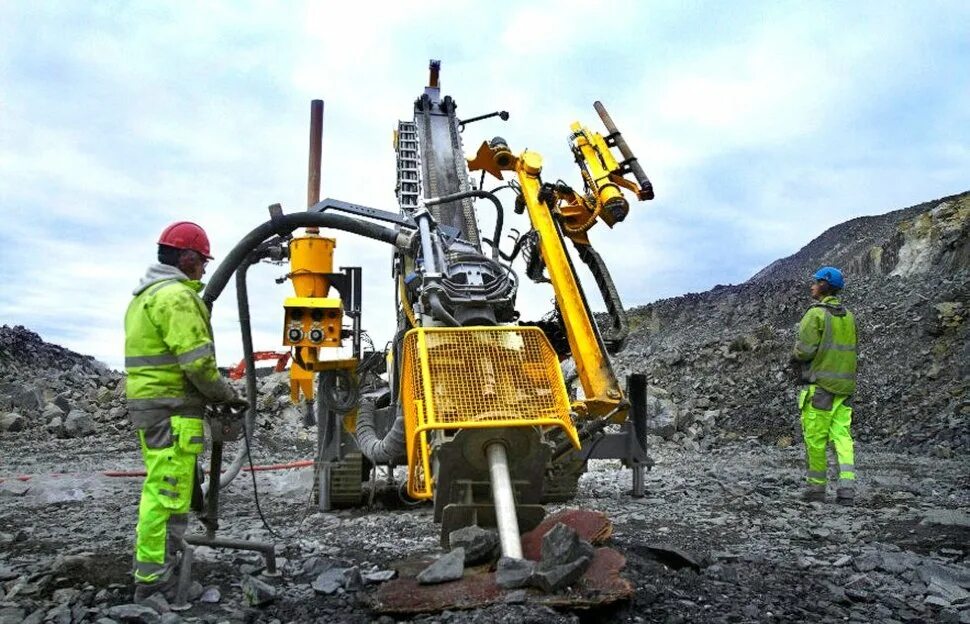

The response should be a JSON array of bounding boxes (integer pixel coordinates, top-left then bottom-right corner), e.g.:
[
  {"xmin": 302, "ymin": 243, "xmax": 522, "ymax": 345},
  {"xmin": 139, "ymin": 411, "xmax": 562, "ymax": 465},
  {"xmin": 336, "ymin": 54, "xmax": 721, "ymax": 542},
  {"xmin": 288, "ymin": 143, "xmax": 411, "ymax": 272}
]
[{"xmin": 0, "ymin": 1, "xmax": 968, "ymax": 369}]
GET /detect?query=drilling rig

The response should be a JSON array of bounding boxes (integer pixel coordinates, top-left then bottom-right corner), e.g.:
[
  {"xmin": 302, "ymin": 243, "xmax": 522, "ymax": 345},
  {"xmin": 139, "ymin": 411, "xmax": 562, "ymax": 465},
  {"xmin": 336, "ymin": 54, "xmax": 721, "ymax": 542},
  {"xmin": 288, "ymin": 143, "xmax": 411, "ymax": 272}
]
[{"xmin": 201, "ymin": 60, "xmax": 654, "ymax": 562}]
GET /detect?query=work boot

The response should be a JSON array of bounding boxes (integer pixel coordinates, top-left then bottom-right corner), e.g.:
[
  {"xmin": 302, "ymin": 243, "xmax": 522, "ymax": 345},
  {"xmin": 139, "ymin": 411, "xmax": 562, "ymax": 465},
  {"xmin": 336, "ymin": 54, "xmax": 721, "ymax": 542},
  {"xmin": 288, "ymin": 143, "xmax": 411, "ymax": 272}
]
[
  {"xmin": 835, "ymin": 486, "xmax": 855, "ymax": 505},
  {"xmin": 133, "ymin": 574, "xmax": 177, "ymax": 604},
  {"xmin": 801, "ymin": 485, "xmax": 826, "ymax": 503}
]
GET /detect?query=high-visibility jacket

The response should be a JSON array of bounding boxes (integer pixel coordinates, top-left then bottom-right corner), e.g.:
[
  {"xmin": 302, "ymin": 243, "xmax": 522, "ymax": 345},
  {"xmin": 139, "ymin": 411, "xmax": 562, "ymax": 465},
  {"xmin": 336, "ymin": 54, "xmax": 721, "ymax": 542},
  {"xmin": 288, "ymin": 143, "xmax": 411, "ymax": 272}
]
[
  {"xmin": 794, "ymin": 296, "xmax": 857, "ymax": 396},
  {"xmin": 125, "ymin": 263, "xmax": 235, "ymax": 428}
]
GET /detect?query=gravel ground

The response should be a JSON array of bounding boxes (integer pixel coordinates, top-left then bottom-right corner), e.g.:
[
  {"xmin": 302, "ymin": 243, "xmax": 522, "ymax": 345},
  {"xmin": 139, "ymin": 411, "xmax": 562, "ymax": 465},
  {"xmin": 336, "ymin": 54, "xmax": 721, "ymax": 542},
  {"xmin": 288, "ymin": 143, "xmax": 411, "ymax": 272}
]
[{"xmin": 2, "ymin": 427, "xmax": 968, "ymax": 624}]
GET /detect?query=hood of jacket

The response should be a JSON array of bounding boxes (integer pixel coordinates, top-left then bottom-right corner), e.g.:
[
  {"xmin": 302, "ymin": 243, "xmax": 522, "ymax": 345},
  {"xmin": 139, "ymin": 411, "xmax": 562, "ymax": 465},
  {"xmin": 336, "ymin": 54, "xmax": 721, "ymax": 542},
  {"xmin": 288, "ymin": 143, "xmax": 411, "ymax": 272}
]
[
  {"xmin": 133, "ymin": 263, "xmax": 192, "ymax": 296},
  {"xmin": 813, "ymin": 296, "xmax": 847, "ymax": 317}
]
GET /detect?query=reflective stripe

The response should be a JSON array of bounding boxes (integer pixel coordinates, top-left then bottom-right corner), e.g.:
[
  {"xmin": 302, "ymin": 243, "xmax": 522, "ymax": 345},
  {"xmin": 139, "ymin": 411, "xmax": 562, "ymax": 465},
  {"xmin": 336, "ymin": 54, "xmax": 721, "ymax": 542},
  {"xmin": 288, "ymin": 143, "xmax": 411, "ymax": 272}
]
[
  {"xmin": 796, "ymin": 340, "xmax": 818, "ymax": 356},
  {"xmin": 126, "ymin": 353, "xmax": 179, "ymax": 368},
  {"xmin": 176, "ymin": 342, "xmax": 215, "ymax": 365},
  {"xmin": 163, "ymin": 476, "xmax": 178, "ymax": 486},
  {"xmin": 131, "ymin": 409, "xmax": 179, "ymax": 429},
  {"xmin": 159, "ymin": 488, "xmax": 179, "ymax": 499},
  {"xmin": 838, "ymin": 478, "xmax": 856, "ymax": 486},
  {"xmin": 839, "ymin": 464, "xmax": 854, "ymax": 472},
  {"xmin": 814, "ymin": 371, "xmax": 855, "ymax": 380},
  {"xmin": 127, "ymin": 343, "xmax": 213, "ymax": 369},
  {"xmin": 144, "ymin": 279, "xmax": 179, "ymax": 298},
  {"xmin": 133, "ymin": 560, "xmax": 168, "ymax": 582},
  {"xmin": 128, "ymin": 397, "xmax": 204, "ymax": 429},
  {"xmin": 189, "ymin": 436, "xmax": 204, "ymax": 445},
  {"xmin": 807, "ymin": 470, "xmax": 827, "ymax": 479},
  {"xmin": 819, "ymin": 341, "xmax": 855, "ymax": 352},
  {"xmin": 128, "ymin": 397, "xmax": 204, "ymax": 412}
]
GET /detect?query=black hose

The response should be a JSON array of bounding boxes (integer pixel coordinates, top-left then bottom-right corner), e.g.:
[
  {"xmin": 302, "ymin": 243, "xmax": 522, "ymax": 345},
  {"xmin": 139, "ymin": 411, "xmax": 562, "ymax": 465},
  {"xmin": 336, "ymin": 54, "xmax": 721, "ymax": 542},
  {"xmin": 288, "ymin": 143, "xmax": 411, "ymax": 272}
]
[
  {"xmin": 552, "ymin": 402, "xmax": 626, "ymax": 461},
  {"xmin": 203, "ymin": 212, "xmax": 406, "ymax": 307},
  {"xmin": 426, "ymin": 190, "xmax": 504, "ymax": 261},
  {"xmin": 218, "ymin": 240, "xmax": 284, "ymax": 488},
  {"xmin": 203, "ymin": 212, "xmax": 405, "ymax": 488},
  {"xmin": 226, "ymin": 249, "xmax": 258, "ymax": 486},
  {"xmin": 496, "ymin": 231, "xmax": 530, "ymax": 263},
  {"xmin": 574, "ymin": 242, "xmax": 629, "ymax": 353}
]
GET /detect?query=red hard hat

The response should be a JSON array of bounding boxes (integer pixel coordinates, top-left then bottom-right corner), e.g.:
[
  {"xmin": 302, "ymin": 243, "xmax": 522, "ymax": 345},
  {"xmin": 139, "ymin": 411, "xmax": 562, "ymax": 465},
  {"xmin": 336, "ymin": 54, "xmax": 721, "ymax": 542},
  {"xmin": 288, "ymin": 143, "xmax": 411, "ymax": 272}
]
[{"xmin": 157, "ymin": 221, "xmax": 213, "ymax": 259}]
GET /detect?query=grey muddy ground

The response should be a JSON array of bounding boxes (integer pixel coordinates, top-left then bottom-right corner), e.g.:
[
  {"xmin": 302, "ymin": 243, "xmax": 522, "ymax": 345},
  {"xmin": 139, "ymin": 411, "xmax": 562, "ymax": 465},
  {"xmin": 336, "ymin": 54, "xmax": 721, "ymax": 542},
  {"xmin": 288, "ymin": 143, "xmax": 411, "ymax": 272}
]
[{"xmin": 2, "ymin": 422, "xmax": 969, "ymax": 624}]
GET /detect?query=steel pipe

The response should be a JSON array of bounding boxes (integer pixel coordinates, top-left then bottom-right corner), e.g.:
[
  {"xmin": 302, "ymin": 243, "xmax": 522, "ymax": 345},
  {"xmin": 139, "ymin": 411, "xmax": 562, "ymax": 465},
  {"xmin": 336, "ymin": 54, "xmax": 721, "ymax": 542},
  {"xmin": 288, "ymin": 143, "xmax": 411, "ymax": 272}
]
[
  {"xmin": 485, "ymin": 442, "xmax": 523, "ymax": 559},
  {"xmin": 593, "ymin": 100, "xmax": 653, "ymax": 200},
  {"xmin": 306, "ymin": 99, "xmax": 324, "ymax": 233}
]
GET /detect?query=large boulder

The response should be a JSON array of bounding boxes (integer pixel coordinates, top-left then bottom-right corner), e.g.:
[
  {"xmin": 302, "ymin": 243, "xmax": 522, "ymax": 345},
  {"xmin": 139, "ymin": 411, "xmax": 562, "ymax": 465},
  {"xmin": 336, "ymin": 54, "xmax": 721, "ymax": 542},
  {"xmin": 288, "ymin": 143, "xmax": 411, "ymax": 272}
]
[
  {"xmin": 43, "ymin": 403, "xmax": 65, "ymax": 422},
  {"xmin": 0, "ymin": 412, "xmax": 25, "ymax": 433},
  {"xmin": 47, "ymin": 416, "xmax": 64, "ymax": 436},
  {"xmin": 10, "ymin": 386, "xmax": 43, "ymax": 412},
  {"xmin": 63, "ymin": 410, "xmax": 95, "ymax": 438},
  {"xmin": 645, "ymin": 390, "xmax": 682, "ymax": 439}
]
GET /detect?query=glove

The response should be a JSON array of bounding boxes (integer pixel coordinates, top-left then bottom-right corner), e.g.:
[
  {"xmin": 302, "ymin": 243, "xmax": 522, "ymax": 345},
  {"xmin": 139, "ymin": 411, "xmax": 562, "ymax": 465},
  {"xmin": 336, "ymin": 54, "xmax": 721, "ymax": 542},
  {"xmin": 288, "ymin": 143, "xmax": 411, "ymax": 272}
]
[
  {"xmin": 227, "ymin": 395, "xmax": 250, "ymax": 410},
  {"xmin": 787, "ymin": 357, "xmax": 806, "ymax": 384}
]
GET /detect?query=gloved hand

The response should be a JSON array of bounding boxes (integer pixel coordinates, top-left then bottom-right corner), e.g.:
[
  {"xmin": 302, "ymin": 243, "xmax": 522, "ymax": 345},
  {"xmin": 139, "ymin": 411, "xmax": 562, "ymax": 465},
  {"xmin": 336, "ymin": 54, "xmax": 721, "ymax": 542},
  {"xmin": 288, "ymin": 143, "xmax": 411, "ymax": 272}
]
[{"xmin": 228, "ymin": 395, "xmax": 250, "ymax": 410}]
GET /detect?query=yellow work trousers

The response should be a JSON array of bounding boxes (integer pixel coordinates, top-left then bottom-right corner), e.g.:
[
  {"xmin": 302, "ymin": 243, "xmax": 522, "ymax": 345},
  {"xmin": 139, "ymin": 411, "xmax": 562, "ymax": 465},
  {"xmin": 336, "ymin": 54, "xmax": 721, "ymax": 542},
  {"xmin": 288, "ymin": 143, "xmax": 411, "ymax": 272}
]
[
  {"xmin": 799, "ymin": 385, "xmax": 855, "ymax": 490},
  {"xmin": 133, "ymin": 416, "xmax": 204, "ymax": 585}
]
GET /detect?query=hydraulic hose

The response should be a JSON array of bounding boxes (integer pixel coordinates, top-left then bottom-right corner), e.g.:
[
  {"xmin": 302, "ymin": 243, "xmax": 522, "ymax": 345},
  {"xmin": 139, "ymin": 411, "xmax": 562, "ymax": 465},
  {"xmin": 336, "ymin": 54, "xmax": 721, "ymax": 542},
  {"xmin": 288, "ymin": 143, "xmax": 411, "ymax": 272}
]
[
  {"xmin": 202, "ymin": 211, "xmax": 409, "ymax": 489},
  {"xmin": 203, "ymin": 212, "xmax": 408, "ymax": 307},
  {"xmin": 426, "ymin": 190, "xmax": 504, "ymax": 260},
  {"xmin": 428, "ymin": 291, "xmax": 460, "ymax": 327},
  {"xmin": 354, "ymin": 397, "xmax": 407, "ymax": 464},
  {"xmin": 574, "ymin": 242, "xmax": 629, "ymax": 353},
  {"xmin": 214, "ymin": 243, "xmax": 275, "ymax": 490}
]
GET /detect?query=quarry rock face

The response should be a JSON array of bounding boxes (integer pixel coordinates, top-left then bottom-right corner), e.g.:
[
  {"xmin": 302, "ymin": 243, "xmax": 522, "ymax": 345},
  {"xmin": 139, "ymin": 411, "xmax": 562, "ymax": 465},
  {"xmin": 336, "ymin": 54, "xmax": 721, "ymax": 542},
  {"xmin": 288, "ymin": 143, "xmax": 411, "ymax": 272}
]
[{"xmin": 611, "ymin": 191, "xmax": 970, "ymax": 455}]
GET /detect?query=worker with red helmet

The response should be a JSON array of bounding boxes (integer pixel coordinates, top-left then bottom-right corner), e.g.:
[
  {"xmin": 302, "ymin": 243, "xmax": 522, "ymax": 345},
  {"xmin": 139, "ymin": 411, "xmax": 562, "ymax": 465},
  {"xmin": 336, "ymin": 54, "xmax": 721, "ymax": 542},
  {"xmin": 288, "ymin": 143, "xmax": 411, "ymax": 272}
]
[{"xmin": 124, "ymin": 222, "xmax": 245, "ymax": 602}]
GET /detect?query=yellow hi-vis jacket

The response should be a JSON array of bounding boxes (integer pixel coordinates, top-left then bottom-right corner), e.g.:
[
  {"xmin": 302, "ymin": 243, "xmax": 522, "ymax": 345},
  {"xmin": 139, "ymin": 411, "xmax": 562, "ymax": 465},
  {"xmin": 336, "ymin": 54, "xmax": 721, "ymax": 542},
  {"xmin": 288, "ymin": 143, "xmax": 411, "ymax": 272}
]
[
  {"xmin": 794, "ymin": 296, "xmax": 858, "ymax": 396},
  {"xmin": 125, "ymin": 263, "xmax": 236, "ymax": 428}
]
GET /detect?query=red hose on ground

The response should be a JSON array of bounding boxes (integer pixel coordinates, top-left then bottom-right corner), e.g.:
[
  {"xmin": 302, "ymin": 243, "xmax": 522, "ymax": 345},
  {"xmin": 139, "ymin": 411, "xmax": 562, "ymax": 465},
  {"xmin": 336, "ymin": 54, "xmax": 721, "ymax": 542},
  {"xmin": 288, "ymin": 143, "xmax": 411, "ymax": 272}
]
[{"xmin": 0, "ymin": 459, "xmax": 315, "ymax": 483}]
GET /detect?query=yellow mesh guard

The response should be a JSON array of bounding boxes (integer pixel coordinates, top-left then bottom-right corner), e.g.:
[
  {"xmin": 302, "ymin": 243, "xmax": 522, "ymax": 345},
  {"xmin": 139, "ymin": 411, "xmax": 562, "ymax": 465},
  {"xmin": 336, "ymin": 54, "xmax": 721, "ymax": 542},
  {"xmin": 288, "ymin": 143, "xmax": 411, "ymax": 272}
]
[{"xmin": 400, "ymin": 327, "xmax": 580, "ymax": 499}]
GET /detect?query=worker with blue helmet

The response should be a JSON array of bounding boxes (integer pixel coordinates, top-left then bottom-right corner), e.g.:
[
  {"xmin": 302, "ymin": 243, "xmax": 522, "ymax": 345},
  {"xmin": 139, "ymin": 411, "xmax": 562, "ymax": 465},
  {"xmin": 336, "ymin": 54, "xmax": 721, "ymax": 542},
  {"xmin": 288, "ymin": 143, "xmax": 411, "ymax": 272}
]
[{"xmin": 792, "ymin": 266, "xmax": 858, "ymax": 503}]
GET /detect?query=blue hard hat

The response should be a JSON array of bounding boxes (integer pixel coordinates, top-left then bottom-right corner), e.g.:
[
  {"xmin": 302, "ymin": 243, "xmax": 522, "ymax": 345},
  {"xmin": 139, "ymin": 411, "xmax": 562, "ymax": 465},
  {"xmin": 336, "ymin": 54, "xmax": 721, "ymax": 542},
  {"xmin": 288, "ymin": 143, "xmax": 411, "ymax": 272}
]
[{"xmin": 813, "ymin": 266, "xmax": 845, "ymax": 289}]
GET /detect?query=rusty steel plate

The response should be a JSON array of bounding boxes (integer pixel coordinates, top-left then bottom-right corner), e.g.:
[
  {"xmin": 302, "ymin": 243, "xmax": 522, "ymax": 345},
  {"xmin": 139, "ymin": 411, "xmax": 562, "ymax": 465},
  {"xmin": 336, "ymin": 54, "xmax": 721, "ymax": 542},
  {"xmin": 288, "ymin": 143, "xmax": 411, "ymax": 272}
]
[
  {"xmin": 521, "ymin": 508, "xmax": 613, "ymax": 561},
  {"xmin": 372, "ymin": 546, "xmax": 632, "ymax": 614},
  {"xmin": 372, "ymin": 508, "xmax": 631, "ymax": 614}
]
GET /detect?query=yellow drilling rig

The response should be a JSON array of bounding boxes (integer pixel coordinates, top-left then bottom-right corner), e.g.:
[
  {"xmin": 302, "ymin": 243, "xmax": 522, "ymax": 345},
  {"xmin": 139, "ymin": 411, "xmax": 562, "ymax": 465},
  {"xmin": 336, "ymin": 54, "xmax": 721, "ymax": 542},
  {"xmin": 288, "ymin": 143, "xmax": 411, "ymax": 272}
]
[{"xmin": 200, "ymin": 60, "xmax": 655, "ymax": 563}]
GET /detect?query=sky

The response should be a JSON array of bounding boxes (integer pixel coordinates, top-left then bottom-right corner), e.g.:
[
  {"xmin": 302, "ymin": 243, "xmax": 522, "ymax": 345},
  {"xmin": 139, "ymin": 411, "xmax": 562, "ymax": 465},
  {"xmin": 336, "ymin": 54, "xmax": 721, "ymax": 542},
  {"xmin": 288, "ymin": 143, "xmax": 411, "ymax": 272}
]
[{"xmin": 1, "ymin": 1, "xmax": 968, "ymax": 370}]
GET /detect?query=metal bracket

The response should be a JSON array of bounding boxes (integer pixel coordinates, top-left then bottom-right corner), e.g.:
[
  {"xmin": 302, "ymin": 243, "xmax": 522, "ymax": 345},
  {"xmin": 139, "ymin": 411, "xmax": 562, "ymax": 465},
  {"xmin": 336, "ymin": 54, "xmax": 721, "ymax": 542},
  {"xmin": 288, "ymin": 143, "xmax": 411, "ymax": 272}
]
[
  {"xmin": 309, "ymin": 197, "xmax": 416, "ymax": 228},
  {"xmin": 457, "ymin": 110, "xmax": 510, "ymax": 131},
  {"xmin": 267, "ymin": 203, "xmax": 291, "ymax": 238}
]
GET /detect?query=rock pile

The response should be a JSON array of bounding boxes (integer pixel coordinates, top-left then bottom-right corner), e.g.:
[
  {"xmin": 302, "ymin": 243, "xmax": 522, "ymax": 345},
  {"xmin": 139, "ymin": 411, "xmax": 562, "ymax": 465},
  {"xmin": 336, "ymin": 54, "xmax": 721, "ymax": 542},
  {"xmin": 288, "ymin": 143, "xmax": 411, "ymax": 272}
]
[
  {"xmin": 611, "ymin": 191, "xmax": 970, "ymax": 455},
  {"xmin": 0, "ymin": 326, "xmax": 125, "ymax": 439}
]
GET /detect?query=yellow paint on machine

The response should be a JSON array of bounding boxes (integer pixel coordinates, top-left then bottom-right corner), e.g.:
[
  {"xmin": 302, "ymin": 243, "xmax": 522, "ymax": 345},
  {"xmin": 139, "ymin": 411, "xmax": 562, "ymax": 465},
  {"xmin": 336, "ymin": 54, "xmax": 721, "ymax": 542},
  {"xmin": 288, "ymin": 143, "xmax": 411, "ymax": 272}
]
[{"xmin": 400, "ymin": 327, "xmax": 580, "ymax": 499}]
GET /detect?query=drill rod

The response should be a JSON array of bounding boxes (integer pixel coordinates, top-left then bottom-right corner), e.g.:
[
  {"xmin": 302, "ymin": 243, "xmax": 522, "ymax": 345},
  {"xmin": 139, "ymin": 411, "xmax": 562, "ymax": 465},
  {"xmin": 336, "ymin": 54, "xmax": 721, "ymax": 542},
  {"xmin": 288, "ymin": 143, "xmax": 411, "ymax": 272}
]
[
  {"xmin": 593, "ymin": 100, "xmax": 654, "ymax": 200},
  {"xmin": 485, "ymin": 442, "xmax": 523, "ymax": 559}
]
